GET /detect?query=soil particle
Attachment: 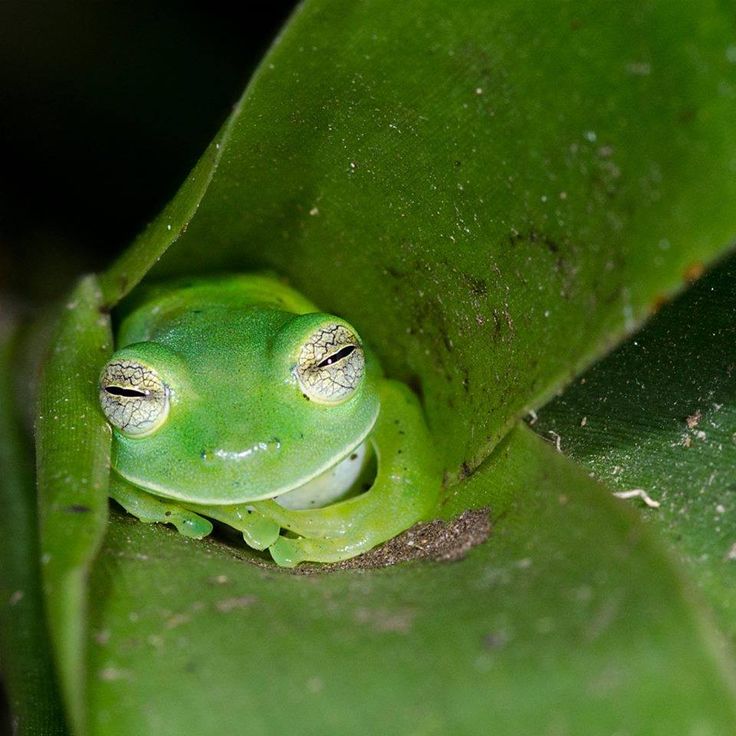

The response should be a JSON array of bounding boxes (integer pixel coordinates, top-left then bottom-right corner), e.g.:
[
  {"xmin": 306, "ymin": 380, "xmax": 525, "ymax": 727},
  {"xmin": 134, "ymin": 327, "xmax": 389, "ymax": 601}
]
[
  {"xmin": 685, "ymin": 410, "xmax": 702, "ymax": 429},
  {"xmin": 293, "ymin": 508, "xmax": 492, "ymax": 574}
]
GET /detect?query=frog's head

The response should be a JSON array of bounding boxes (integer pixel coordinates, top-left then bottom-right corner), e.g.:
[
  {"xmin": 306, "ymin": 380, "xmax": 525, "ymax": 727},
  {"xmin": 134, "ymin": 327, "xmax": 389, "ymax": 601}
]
[{"xmin": 98, "ymin": 310, "xmax": 380, "ymax": 504}]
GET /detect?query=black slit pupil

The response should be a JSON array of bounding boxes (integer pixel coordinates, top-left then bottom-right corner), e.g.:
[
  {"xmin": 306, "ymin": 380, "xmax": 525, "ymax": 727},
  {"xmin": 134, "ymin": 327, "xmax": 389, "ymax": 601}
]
[
  {"xmin": 105, "ymin": 386, "xmax": 147, "ymax": 398},
  {"xmin": 318, "ymin": 345, "xmax": 356, "ymax": 368}
]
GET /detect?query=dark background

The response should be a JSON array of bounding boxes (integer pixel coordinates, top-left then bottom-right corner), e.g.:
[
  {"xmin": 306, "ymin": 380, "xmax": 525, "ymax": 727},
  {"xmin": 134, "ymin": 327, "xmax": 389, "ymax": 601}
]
[
  {"xmin": 0, "ymin": 0, "xmax": 298, "ymax": 302},
  {"xmin": 0, "ymin": 2, "xmax": 297, "ymax": 732}
]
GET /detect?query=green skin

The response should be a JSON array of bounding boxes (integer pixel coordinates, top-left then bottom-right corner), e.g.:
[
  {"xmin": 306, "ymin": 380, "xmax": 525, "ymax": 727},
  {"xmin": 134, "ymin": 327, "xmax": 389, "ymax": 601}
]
[{"xmin": 100, "ymin": 275, "xmax": 441, "ymax": 567}]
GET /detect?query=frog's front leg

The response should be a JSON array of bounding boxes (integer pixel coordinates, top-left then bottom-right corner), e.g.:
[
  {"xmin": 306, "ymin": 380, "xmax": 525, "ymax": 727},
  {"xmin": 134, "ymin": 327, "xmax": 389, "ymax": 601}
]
[
  {"xmin": 254, "ymin": 380, "xmax": 441, "ymax": 567},
  {"xmin": 109, "ymin": 475, "xmax": 213, "ymax": 539}
]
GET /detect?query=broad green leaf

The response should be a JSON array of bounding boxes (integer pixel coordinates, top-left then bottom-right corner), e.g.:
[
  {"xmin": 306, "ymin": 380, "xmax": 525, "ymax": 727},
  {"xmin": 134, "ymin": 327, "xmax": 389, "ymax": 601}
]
[
  {"xmin": 535, "ymin": 252, "xmax": 736, "ymax": 641},
  {"xmin": 0, "ymin": 315, "xmax": 67, "ymax": 736},
  {"xmin": 36, "ymin": 277, "xmax": 113, "ymax": 735},
  {"xmin": 112, "ymin": 0, "xmax": 736, "ymax": 476},
  {"xmin": 26, "ymin": 1, "xmax": 736, "ymax": 732},
  {"xmin": 86, "ymin": 427, "xmax": 736, "ymax": 735}
]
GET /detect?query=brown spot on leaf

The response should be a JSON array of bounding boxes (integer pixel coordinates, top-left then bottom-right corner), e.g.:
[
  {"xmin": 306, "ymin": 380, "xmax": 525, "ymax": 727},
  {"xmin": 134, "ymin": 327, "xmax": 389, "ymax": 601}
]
[
  {"xmin": 683, "ymin": 262, "xmax": 704, "ymax": 283},
  {"xmin": 458, "ymin": 461, "xmax": 474, "ymax": 481},
  {"xmin": 650, "ymin": 293, "xmax": 668, "ymax": 314},
  {"xmin": 64, "ymin": 504, "xmax": 91, "ymax": 514},
  {"xmin": 291, "ymin": 509, "xmax": 492, "ymax": 574}
]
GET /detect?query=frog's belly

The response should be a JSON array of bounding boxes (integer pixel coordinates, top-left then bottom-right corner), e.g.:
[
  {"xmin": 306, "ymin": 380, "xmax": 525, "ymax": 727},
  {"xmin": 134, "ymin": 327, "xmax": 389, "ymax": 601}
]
[{"xmin": 274, "ymin": 441, "xmax": 371, "ymax": 510}]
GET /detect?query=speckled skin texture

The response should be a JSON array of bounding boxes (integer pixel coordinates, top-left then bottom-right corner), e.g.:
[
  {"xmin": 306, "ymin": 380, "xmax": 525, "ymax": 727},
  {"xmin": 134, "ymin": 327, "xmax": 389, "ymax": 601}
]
[{"xmin": 100, "ymin": 275, "xmax": 441, "ymax": 566}]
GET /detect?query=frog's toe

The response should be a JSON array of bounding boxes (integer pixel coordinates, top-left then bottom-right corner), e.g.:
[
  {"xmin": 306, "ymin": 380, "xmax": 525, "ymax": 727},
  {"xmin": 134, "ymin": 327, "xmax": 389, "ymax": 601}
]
[
  {"xmin": 241, "ymin": 513, "xmax": 281, "ymax": 551},
  {"xmin": 268, "ymin": 534, "xmax": 373, "ymax": 567},
  {"xmin": 268, "ymin": 537, "xmax": 303, "ymax": 568},
  {"xmin": 171, "ymin": 511, "xmax": 213, "ymax": 539}
]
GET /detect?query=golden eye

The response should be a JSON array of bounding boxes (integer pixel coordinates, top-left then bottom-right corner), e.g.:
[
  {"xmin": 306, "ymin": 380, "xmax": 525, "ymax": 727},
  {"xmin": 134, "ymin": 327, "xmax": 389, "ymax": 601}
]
[
  {"xmin": 295, "ymin": 324, "xmax": 365, "ymax": 404},
  {"xmin": 99, "ymin": 359, "xmax": 169, "ymax": 436}
]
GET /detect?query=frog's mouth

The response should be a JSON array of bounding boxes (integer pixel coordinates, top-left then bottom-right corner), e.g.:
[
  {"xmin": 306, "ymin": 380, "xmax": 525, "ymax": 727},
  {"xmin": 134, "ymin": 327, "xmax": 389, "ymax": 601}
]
[
  {"xmin": 272, "ymin": 439, "xmax": 374, "ymax": 510},
  {"xmin": 113, "ymin": 401, "xmax": 380, "ymax": 506}
]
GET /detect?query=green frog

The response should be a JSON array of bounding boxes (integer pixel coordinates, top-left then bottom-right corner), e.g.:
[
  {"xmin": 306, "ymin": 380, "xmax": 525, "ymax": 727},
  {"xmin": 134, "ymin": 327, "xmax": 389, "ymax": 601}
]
[{"xmin": 98, "ymin": 275, "xmax": 440, "ymax": 567}]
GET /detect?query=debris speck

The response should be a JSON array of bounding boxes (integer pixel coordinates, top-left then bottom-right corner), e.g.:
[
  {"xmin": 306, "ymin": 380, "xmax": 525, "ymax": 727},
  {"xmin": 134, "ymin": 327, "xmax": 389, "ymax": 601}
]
[
  {"xmin": 216, "ymin": 596, "xmax": 257, "ymax": 613},
  {"xmin": 527, "ymin": 409, "xmax": 538, "ymax": 425},
  {"xmin": 580, "ymin": 416, "xmax": 587, "ymax": 427},
  {"xmin": 613, "ymin": 489, "xmax": 660, "ymax": 509},
  {"xmin": 165, "ymin": 613, "xmax": 191, "ymax": 629},
  {"xmin": 354, "ymin": 606, "xmax": 415, "ymax": 634},
  {"xmin": 98, "ymin": 667, "xmax": 131, "ymax": 682},
  {"xmin": 548, "ymin": 431, "xmax": 562, "ymax": 452},
  {"xmin": 309, "ymin": 207, "xmax": 319, "ymax": 216},
  {"xmin": 626, "ymin": 61, "xmax": 651, "ymax": 76},
  {"xmin": 685, "ymin": 410, "xmax": 702, "ymax": 429},
  {"xmin": 726, "ymin": 543, "xmax": 736, "ymax": 561},
  {"xmin": 8, "ymin": 590, "xmax": 23, "ymax": 606},
  {"xmin": 716, "ymin": 504, "xmax": 726, "ymax": 515},
  {"xmin": 94, "ymin": 629, "xmax": 111, "ymax": 645},
  {"xmin": 482, "ymin": 630, "xmax": 510, "ymax": 650}
]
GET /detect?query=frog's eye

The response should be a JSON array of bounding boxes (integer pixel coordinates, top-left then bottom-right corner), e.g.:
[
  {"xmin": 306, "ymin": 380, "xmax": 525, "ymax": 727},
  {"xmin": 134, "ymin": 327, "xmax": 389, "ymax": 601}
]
[
  {"xmin": 98, "ymin": 359, "xmax": 169, "ymax": 436},
  {"xmin": 295, "ymin": 324, "xmax": 365, "ymax": 404}
]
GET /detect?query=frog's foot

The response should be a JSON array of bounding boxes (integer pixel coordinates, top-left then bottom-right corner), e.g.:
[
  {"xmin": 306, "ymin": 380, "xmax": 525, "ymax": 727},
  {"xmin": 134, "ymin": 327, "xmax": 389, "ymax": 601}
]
[
  {"xmin": 183, "ymin": 503, "xmax": 280, "ymax": 551},
  {"xmin": 269, "ymin": 532, "xmax": 386, "ymax": 568},
  {"xmin": 255, "ymin": 380, "xmax": 442, "ymax": 568},
  {"xmin": 110, "ymin": 475, "xmax": 213, "ymax": 539}
]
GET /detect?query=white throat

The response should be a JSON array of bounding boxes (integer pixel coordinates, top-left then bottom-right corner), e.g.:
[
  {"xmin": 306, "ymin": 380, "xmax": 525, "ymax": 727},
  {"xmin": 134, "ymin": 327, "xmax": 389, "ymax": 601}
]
[{"xmin": 274, "ymin": 440, "xmax": 371, "ymax": 510}]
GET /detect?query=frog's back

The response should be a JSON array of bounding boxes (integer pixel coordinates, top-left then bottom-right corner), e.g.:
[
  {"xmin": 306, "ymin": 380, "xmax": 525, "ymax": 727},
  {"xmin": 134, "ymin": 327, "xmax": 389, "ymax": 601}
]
[{"xmin": 117, "ymin": 274, "xmax": 320, "ymax": 347}]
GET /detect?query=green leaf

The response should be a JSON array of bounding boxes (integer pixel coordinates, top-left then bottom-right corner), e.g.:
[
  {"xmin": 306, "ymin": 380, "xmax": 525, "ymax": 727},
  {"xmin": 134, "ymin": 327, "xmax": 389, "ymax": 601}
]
[
  {"xmin": 24, "ymin": 1, "xmax": 736, "ymax": 732},
  {"xmin": 0, "ymin": 315, "xmax": 67, "ymax": 736},
  {"xmin": 135, "ymin": 0, "xmax": 736, "ymax": 476},
  {"xmin": 86, "ymin": 427, "xmax": 736, "ymax": 735},
  {"xmin": 36, "ymin": 277, "xmax": 113, "ymax": 735},
  {"xmin": 535, "ymin": 252, "xmax": 736, "ymax": 641}
]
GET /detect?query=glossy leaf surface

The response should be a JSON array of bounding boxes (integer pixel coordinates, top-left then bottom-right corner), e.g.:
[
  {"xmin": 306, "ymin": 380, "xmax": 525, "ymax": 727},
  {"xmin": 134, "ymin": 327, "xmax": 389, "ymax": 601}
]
[
  {"xmin": 14, "ymin": 1, "xmax": 736, "ymax": 733},
  {"xmin": 138, "ymin": 0, "xmax": 736, "ymax": 476},
  {"xmin": 536, "ymin": 253, "xmax": 736, "ymax": 641},
  {"xmin": 86, "ymin": 428, "xmax": 736, "ymax": 735}
]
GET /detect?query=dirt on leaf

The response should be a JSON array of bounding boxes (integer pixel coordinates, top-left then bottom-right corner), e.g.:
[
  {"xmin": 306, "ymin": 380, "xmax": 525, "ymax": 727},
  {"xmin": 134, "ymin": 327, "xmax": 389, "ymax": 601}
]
[{"xmin": 293, "ymin": 507, "xmax": 492, "ymax": 574}]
